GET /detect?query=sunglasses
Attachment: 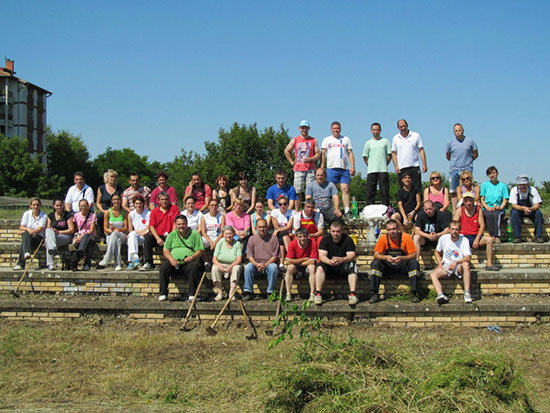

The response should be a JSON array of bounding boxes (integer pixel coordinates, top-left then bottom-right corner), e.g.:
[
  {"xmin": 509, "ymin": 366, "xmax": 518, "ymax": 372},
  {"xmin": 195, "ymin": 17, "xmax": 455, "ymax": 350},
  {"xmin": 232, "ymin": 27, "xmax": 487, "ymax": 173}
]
[
  {"xmin": 461, "ymin": 177, "xmax": 471, "ymax": 181},
  {"xmin": 278, "ymin": 202, "xmax": 288, "ymax": 206},
  {"xmin": 430, "ymin": 177, "xmax": 441, "ymax": 181}
]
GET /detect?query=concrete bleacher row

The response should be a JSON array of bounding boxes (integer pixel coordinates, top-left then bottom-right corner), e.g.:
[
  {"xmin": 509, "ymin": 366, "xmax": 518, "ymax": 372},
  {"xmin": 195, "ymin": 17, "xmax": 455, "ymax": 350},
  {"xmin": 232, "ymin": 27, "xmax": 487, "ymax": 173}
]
[{"xmin": 1, "ymin": 218, "xmax": 550, "ymax": 328}]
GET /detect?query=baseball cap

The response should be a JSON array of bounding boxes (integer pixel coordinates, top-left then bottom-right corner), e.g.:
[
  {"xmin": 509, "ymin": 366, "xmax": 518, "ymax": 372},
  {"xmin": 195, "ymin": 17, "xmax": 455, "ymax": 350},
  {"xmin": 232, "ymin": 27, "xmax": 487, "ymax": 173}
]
[{"xmin": 299, "ymin": 120, "xmax": 310, "ymax": 127}]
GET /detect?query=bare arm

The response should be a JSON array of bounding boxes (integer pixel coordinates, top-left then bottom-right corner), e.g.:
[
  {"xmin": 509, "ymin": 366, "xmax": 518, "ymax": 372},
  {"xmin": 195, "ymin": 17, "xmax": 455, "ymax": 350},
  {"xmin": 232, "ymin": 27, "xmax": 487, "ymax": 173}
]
[
  {"xmin": 419, "ymin": 148, "xmax": 427, "ymax": 173},
  {"xmin": 348, "ymin": 149, "xmax": 356, "ymax": 176},
  {"xmin": 472, "ymin": 149, "xmax": 479, "ymax": 161},
  {"xmin": 392, "ymin": 152, "xmax": 400, "ymax": 174},
  {"xmin": 284, "ymin": 139, "xmax": 296, "ymax": 166},
  {"xmin": 321, "ymin": 148, "xmax": 327, "ymax": 169}
]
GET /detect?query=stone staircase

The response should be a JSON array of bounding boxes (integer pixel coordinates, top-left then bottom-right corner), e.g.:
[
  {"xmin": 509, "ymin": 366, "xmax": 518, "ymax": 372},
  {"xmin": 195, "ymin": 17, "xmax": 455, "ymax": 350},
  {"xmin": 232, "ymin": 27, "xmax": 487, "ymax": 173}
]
[{"xmin": 1, "ymin": 218, "xmax": 550, "ymax": 328}]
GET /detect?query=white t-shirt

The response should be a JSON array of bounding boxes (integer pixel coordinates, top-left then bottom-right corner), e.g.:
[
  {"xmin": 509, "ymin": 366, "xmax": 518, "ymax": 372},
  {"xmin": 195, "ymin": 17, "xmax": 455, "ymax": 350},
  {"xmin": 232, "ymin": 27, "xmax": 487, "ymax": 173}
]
[
  {"xmin": 271, "ymin": 209, "xmax": 295, "ymax": 227},
  {"xmin": 129, "ymin": 209, "xmax": 151, "ymax": 232},
  {"xmin": 292, "ymin": 210, "xmax": 324, "ymax": 232},
  {"xmin": 182, "ymin": 209, "xmax": 203, "ymax": 231},
  {"xmin": 391, "ymin": 131, "xmax": 424, "ymax": 169},
  {"xmin": 436, "ymin": 233, "xmax": 471, "ymax": 269},
  {"xmin": 203, "ymin": 212, "xmax": 222, "ymax": 240},
  {"xmin": 20, "ymin": 210, "xmax": 47, "ymax": 237},
  {"xmin": 65, "ymin": 184, "xmax": 95, "ymax": 213},
  {"xmin": 321, "ymin": 135, "xmax": 353, "ymax": 169},
  {"xmin": 509, "ymin": 186, "xmax": 542, "ymax": 205}
]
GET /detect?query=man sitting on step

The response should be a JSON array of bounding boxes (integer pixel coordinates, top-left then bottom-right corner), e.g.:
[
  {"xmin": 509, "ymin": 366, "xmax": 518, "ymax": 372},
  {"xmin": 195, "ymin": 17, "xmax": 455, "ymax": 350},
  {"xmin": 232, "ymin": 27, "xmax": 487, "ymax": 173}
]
[
  {"xmin": 370, "ymin": 219, "xmax": 421, "ymax": 303},
  {"xmin": 158, "ymin": 215, "xmax": 204, "ymax": 302},
  {"xmin": 284, "ymin": 228, "xmax": 318, "ymax": 302},
  {"xmin": 430, "ymin": 220, "xmax": 473, "ymax": 305},
  {"xmin": 413, "ymin": 200, "xmax": 450, "ymax": 261},
  {"xmin": 509, "ymin": 174, "xmax": 545, "ymax": 243}
]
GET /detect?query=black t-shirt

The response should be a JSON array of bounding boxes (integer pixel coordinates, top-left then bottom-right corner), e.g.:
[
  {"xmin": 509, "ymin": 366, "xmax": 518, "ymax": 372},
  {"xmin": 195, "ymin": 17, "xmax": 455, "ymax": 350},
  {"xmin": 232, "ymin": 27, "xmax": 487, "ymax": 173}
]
[
  {"xmin": 415, "ymin": 210, "xmax": 445, "ymax": 233},
  {"xmin": 319, "ymin": 233, "xmax": 356, "ymax": 258},
  {"xmin": 397, "ymin": 187, "xmax": 419, "ymax": 214},
  {"xmin": 48, "ymin": 210, "xmax": 71, "ymax": 231}
]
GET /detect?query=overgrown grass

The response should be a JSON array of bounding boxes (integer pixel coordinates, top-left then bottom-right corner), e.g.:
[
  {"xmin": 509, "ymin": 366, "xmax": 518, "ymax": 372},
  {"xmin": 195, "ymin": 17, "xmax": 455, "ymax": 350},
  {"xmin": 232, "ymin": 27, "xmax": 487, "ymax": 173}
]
[{"xmin": 0, "ymin": 320, "xmax": 548, "ymax": 412}]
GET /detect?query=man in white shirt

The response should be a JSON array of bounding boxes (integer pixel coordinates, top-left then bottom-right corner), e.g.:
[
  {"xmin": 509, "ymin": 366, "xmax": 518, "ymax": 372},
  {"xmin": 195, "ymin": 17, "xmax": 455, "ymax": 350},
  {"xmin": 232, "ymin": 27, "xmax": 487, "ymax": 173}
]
[
  {"xmin": 430, "ymin": 220, "xmax": 472, "ymax": 304},
  {"xmin": 509, "ymin": 174, "xmax": 544, "ymax": 243},
  {"xmin": 392, "ymin": 119, "xmax": 427, "ymax": 191},
  {"xmin": 321, "ymin": 121, "xmax": 356, "ymax": 217},
  {"xmin": 64, "ymin": 171, "xmax": 95, "ymax": 214}
]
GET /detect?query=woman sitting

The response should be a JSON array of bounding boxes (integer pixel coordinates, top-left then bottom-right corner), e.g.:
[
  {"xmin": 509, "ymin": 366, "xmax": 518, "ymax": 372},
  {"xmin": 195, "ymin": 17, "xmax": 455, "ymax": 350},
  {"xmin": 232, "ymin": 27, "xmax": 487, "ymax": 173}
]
[
  {"xmin": 181, "ymin": 196, "xmax": 203, "ymax": 231},
  {"xmin": 212, "ymin": 174, "xmax": 232, "ymax": 214},
  {"xmin": 251, "ymin": 198, "xmax": 272, "ymax": 235},
  {"xmin": 184, "ymin": 172, "xmax": 212, "ymax": 213},
  {"xmin": 45, "ymin": 198, "xmax": 75, "ymax": 270},
  {"xmin": 212, "ymin": 226, "xmax": 243, "ymax": 301},
  {"xmin": 230, "ymin": 171, "xmax": 256, "ymax": 214},
  {"xmin": 200, "ymin": 198, "xmax": 225, "ymax": 250},
  {"xmin": 225, "ymin": 198, "xmax": 251, "ymax": 250},
  {"xmin": 127, "ymin": 195, "xmax": 151, "ymax": 270},
  {"xmin": 271, "ymin": 195, "xmax": 295, "ymax": 269},
  {"xmin": 98, "ymin": 193, "xmax": 128, "ymax": 271},
  {"xmin": 72, "ymin": 199, "xmax": 97, "ymax": 271},
  {"xmin": 423, "ymin": 171, "xmax": 452, "ymax": 222},
  {"xmin": 96, "ymin": 169, "xmax": 123, "ymax": 239},
  {"xmin": 13, "ymin": 198, "xmax": 47, "ymax": 270},
  {"xmin": 456, "ymin": 170, "xmax": 480, "ymax": 207}
]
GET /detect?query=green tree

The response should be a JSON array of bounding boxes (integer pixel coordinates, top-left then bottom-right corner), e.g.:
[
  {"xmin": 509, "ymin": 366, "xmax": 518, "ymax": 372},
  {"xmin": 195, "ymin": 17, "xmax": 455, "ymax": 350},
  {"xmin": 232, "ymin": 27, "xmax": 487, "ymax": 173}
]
[
  {"xmin": 46, "ymin": 129, "xmax": 98, "ymax": 192},
  {"xmin": 0, "ymin": 135, "xmax": 63, "ymax": 198}
]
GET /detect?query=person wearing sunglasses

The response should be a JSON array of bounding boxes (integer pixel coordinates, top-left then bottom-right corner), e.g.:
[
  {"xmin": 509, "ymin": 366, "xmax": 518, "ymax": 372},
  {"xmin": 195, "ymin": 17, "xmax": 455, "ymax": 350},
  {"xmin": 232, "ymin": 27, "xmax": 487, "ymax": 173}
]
[
  {"xmin": 423, "ymin": 171, "xmax": 451, "ymax": 221},
  {"xmin": 456, "ymin": 170, "xmax": 480, "ymax": 207},
  {"xmin": 271, "ymin": 195, "xmax": 296, "ymax": 270}
]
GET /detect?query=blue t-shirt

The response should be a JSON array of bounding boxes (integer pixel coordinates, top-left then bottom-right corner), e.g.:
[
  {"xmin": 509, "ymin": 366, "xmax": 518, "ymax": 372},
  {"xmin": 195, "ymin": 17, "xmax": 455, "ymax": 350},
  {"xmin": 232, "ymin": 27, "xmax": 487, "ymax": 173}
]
[
  {"xmin": 304, "ymin": 181, "xmax": 338, "ymax": 210},
  {"xmin": 480, "ymin": 181, "xmax": 509, "ymax": 208},
  {"xmin": 445, "ymin": 136, "xmax": 478, "ymax": 172},
  {"xmin": 266, "ymin": 183, "xmax": 297, "ymax": 204}
]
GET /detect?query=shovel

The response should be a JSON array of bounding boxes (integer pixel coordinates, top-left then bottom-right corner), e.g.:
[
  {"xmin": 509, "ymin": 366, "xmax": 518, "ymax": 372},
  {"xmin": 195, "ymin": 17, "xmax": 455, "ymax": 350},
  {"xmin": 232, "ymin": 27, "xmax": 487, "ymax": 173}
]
[
  {"xmin": 12, "ymin": 238, "xmax": 43, "ymax": 298},
  {"xmin": 181, "ymin": 272, "xmax": 207, "ymax": 331},
  {"xmin": 205, "ymin": 286, "xmax": 239, "ymax": 336},
  {"xmin": 239, "ymin": 299, "xmax": 258, "ymax": 340}
]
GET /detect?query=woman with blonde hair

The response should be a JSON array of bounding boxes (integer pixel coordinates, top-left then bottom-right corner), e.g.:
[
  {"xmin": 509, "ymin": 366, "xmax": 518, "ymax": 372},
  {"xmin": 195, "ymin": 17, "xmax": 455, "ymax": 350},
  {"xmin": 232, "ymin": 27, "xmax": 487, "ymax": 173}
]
[
  {"xmin": 423, "ymin": 171, "xmax": 450, "ymax": 213},
  {"xmin": 456, "ymin": 170, "xmax": 480, "ymax": 206}
]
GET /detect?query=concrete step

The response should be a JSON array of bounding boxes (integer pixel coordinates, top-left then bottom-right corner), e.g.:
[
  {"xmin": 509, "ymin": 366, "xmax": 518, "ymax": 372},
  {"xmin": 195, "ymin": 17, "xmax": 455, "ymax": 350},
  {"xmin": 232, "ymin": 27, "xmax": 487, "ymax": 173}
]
[{"xmin": 1, "ymin": 294, "xmax": 549, "ymax": 328}]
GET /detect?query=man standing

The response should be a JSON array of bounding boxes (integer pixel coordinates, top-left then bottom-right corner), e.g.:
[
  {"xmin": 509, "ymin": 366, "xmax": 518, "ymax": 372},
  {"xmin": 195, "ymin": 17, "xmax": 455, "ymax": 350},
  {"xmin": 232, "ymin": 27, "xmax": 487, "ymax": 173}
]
[
  {"xmin": 243, "ymin": 218, "xmax": 280, "ymax": 300},
  {"xmin": 430, "ymin": 220, "xmax": 473, "ymax": 304},
  {"xmin": 305, "ymin": 168, "xmax": 342, "ymax": 225},
  {"xmin": 284, "ymin": 120, "xmax": 320, "ymax": 210},
  {"xmin": 413, "ymin": 200, "xmax": 450, "ymax": 260},
  {"xmin": 141, "ymin": 192, "xmax": 180, "ymax": 270},
  {"xmin": 122, "ymin": 172, "xmax": 152, "ymax": 212},
  {"xmin": 392, "ymin": 119, "xmax": 427, "ymax": 191},
  {"xmin": 314, "ymin": 219, "xmax": 359, "ymax": 306},
  {"xmin": 284, "ymin": 228, "xmax": 318, "ymax": 302},
  {"xmin": 266, "ymin": 170, "xmax": 298, "ymax": 211},
  {"xmin": 509, "ymin": 174, "xmax": 545, "ymax": 243},
  {"xmin": 158, "ymin": 215, "xmax": 204, "ymax": 302},
  {"xmin": 370, "ymin": 219, "xmax": 421, "ymax": 303},
  {"xmin": 363, "ymin": 122, "xmax": 392, "ymax": 206},
  {"xmin": 446, "ymin": 123, "xmax": 479, "ymax": 209},
  {"xmin": 64, "ymin": 171, "xmax": 95, "ymax": 213},
  {"xmin": 453, "ymin": 192, "xmax": 500, "ymax": 271},
  {"xmin": 321, "ymin": 121, "xmax": 356, "ymax": 217}
]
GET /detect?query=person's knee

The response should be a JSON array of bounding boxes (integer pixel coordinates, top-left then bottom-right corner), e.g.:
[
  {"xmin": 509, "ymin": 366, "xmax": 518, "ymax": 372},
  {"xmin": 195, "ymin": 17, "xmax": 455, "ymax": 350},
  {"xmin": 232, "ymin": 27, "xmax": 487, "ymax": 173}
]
[
  {"xmin": 340, "ymin": 184, "xmax": 349, "ymax": 193},
  {"xmin": 286, "ymin": 264, "xmax": 296, "ymax": 275}
]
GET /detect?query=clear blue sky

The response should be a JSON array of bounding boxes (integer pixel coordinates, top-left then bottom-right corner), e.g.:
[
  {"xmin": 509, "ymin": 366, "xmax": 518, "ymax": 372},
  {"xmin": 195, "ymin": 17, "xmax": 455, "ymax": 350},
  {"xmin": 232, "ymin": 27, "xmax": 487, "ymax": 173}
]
[{"xmin": 4, "ymin": 0, "xmax": 550, "ymax": 185}]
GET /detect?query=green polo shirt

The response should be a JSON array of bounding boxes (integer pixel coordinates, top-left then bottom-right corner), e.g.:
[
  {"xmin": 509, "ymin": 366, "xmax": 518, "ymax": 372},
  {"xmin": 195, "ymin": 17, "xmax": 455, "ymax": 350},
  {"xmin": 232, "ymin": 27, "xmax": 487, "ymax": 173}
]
[{"xmin": 164, "ymin": 229, "xmax": 204, "ymax": 262}]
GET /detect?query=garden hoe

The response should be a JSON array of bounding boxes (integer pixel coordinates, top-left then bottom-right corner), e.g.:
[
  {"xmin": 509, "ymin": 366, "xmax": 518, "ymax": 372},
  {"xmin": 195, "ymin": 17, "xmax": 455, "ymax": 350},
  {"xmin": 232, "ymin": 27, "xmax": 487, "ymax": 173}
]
[
  {"xmin": 239, "ymin": 299, "xmax": 258, "ymax": 340},
  {"xmin": 205, "ymin": 286, "xmax": 239, "ymax": 336},
  {"xmin": 180, "ymin": 271, "xmax": 207, "ymax": 331},
  {"xmin": 12, "ymin": 239, "xmax": 43, "ymax": 298}
]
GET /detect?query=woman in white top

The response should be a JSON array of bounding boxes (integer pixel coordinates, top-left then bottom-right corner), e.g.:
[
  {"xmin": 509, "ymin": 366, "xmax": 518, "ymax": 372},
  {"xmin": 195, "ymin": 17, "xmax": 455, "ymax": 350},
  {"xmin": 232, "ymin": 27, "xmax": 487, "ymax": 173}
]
[
  {"xmin": 14, "ymin": 198, "xmax": 47, "ymax": 270},
  {"xmin": 200, "ymin": 198, "xmax": 225, "ymax": 250},
  {"xmin": 126, "ymin": 195, "xmax": 151, "ymax": 270},
  {"xmin": 271, "ymin": 195, "xmax": 295, "ymax": 269},
  {"xmin": 181, "ymin": 196, "xmax": 203, "ymax": 231}
]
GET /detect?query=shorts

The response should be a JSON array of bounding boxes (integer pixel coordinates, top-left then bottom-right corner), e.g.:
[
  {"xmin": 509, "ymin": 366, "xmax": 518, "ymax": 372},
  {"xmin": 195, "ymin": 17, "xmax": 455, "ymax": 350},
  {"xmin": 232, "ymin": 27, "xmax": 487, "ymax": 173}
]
[
  {"xmin": 320, "ymin": 261, "xmax": 357, "ymax": 277},
  {"xmin": 448, "ymin": 170, "xmax": 461, "ymax": 193},
  {"xmin": 295, "ymin": 264, "xmax": 315, "ymax": 279},
  {"xmin": 464, "ymin": 234, "xmax": 477, "ymax": 248},
  {"xmin": 442, "ymin": 261, "xmax": 462, "ymax": 277},
  {"xmin": 326, "ymin": 168, "xmax": 351, "ymax": 185},
  {"xmin": 294, "ymin": 170, "xmax": 315, "ymax": 193}
]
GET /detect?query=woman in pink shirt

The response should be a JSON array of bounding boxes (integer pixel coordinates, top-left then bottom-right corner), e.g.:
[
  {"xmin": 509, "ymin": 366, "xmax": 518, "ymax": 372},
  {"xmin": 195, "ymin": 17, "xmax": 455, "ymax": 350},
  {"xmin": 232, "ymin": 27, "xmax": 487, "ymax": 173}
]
[{"xmin": 225, "ymin": 198, "xmax": 251, "ymax": 249}]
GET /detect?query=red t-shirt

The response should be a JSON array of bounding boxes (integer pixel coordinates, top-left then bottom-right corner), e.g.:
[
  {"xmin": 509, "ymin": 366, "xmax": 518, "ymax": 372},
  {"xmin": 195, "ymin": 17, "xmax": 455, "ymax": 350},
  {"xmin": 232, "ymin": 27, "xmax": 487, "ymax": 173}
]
[
  {"xmin": 149, "ymin": 204, "xmax": 180, "ymax": 235},
  {"xmin": 287, "ymin": 237, "xmax": 318, "ymax": 260},
  {"xmin": 186, "ymin": 184, "xmax": 212, "ymax": 210}
]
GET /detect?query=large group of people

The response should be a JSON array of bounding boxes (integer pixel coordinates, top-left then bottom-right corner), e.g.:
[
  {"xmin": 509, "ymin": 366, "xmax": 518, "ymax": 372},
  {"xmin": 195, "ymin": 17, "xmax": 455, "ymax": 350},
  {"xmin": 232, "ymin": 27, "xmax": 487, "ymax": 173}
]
[{"xmin": 13, "ymin": 119, "xmax": 546, "ymax": 305}]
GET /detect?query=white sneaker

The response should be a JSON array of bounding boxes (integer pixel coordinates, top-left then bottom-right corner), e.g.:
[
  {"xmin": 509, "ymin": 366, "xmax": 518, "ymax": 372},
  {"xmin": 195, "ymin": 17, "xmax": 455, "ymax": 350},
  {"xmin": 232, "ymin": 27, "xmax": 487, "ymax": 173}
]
[
  {"xmin": 309, "ymin": 293, "xmax": 316, "ymax": 302},
  {"xmin": 279, "ymin": 263, "xmax": 285, "ymax": 271},
  {"xmin": 140, "ymin": 262, "xmax": 153, "ymax": 271},
  {"xmin": 436, "ymin": 294, "xmax": 450, "ymax": 305},
  {"xmin": 98, "ymin": 259, "xmax": 108, "ymax": 267},
  {"xmin": 115, "ymin": 265, "xmax": 123, "ymax": 271},
  {"xmin": 314, "ymin": 294, "xmax": 323, "ymax": 305},
  {"xmin": 464, "ymin": 291, "xmax": 472, "ymax": 303},
  {"xmin": 13, "ymin": 264, "xmax": 23, "ymax": 270},
  {"xmin": 158, "ymin": 295, "xmax": 167, "ymax": 301},
  {"xmin": 47, "ymin": 264, "xmax": 57, "ymax": 271},
  {"xmin": 285, "ymin": 293, "xmax": 292, "ymax": 302},
  {"xmin": 348, "ymin": 294, "xmax": 359, "ymax": 306},
  {"xmin": 24, "ymin": 252, "xmax": 31, "ymax": 259}
]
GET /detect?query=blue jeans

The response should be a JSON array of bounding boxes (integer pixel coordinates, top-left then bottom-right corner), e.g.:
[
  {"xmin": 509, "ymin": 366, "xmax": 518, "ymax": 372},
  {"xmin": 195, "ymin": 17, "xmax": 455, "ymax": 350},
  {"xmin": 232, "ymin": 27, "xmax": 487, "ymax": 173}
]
[
  {"xmin": 511, "ymin": 209, "xmax": 543, "ymax": 238},
  {"xmin": 448, "ymin": 170, "xmax": 461, "ymax": 193},
  {"xmin": 243, "ymin": 262, "xmax": 278, "ymax": 294}
]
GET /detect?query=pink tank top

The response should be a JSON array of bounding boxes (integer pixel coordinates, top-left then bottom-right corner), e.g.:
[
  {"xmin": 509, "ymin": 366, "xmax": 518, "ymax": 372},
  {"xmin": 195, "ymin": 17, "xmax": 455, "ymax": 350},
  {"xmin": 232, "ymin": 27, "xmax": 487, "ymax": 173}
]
[{"xmin": 428, "ymin": 187, "xmax": 445, "ymax": 205}]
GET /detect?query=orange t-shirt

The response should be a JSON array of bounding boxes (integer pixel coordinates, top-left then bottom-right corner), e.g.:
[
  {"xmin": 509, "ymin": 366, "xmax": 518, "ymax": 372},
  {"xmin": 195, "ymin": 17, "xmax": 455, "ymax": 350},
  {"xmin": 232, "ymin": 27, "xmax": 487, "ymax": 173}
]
[{"xmin": 374, "ymin": 232, "xmax": 416, "ymax": 256}]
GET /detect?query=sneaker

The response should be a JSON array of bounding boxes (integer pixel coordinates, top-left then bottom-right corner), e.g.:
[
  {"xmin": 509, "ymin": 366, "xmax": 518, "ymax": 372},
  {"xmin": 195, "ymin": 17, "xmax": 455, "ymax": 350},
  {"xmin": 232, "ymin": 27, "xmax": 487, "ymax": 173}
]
[
  {"xmin": 98, "ymin": 259, "xmax": 108, "ymax": 268},
  {"xmin": 115, "ymin": 265, "xmax": 123, "ymax": 271},
  {"xmin": 464, "ymin": 291, "xmax": 472, "ymax": 303},
  {"xmin": 309, "ymin": 293, "xmax": 316, "ymax": 302},
  {"xmin": 242, "ymin": 292, "xmax": 254, "ymax": 301},
  {"xmin": 82, "ymin": 264, "xmax": 90, "ymax": 271},
  {"xmin": 24, "ymin": 252, "xmax": 31, "ymax": 259},
  {"xmin": 314, "ymin": 294, "xmax": 323, "ymax": 305},
  {"xmin": 348, "ymin": 294, "xmax": 359, "ymax": 306},
  {"xmin": 140, "ymin": 262, "xmax": 153, "ymax": 271},
  {"xmin": 436, "ymin": 294, "xmax": 450, "ymax": 305},
  {"xmin": 285, "ymin": 293, "xmax": 292, "ymax": 302},
  {"xmin": 47, "ymin": 264, "xmax": 57, "ymax": 271},
  {"xmin": 13, "ymin": 264, "xmax": 24, "ymax": 270},
  {"xmin": 368, "ymin": 293, "xmax": 380, "ymax": 304},
  {"xmin": 204, "ymin": 262, "xmax": 212, "ymax": 272},
  {"xmin": 534, "ymin": 237, "xmax": 545, "ymax": 243},
  {"xmin": 187, "ymin": 296, "xmax": 195, "ymax": 303},
  {"xmin": 513, "ymin": 238, "xmax": 521, "ymax": 244},
  {"xmin": 215, "ymin": 291, "xmax": 224, "ymax": 301},
  {"xmin": 343, "ymin": 211, "xmax": 352, "ymax": 219},
  {"xmin": 126, "ymin": 263, "xmax": 135, "ymax": 271},
  {"xmin": 158, "ymin": 295, "xmax": 167, "ymax": 301},
  {"xmin": 279, "ymin": 263, "xmax": 285, "ymax": 271},
  {"xmin": 410, "ymin": 292, "xmax": 420, "ymax": 303},
  {"xmin": 485, "ymin": 265, "xmax": 500, "ymax": 272}
]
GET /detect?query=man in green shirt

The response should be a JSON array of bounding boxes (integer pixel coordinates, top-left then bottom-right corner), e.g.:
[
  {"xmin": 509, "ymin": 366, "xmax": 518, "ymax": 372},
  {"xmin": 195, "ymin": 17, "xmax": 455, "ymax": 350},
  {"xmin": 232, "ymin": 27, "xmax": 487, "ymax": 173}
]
[
  {"xmin": 159, "ymin": 215, "xmax": 204, "ymax": 302},
  {"xmin": 362, "ymin": 122, "xmax": 392, "ymax": 206}
]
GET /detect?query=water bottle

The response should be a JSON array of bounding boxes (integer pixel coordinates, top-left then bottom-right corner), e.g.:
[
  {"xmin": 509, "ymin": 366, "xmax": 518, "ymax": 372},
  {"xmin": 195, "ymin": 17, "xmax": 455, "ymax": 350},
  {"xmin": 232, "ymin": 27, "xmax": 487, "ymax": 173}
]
[
  {"xmin": 351, "ymin": 197, "xmax": 358, "ymax": 219},
  {"xmin": 375, "ymin": 222, "xmax": 381, "ymax": 239},
  {"xmin": 506, "ymin": 220, "xmax": 513, "ymax": 243}
]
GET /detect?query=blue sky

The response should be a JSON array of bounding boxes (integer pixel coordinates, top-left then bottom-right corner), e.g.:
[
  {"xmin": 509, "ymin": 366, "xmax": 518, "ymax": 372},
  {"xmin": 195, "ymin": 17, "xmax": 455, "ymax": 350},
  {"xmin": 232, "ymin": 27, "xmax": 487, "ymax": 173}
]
[{"xmin": 3, "ymin": 0, "xmax": 550, "ymax": 185}]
